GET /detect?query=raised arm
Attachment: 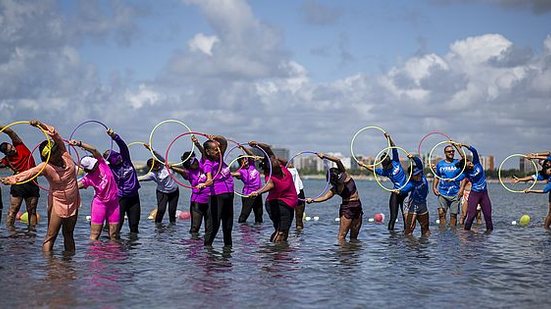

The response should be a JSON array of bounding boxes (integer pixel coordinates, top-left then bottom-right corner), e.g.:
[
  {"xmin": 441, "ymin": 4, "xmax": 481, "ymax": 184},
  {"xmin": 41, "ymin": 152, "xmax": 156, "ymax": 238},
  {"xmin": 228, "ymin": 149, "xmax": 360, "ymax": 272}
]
[
  {"xmin": 359, "ymin": 161, "xmax": 374, "ymax": 173},
  {"xmin": 0, "ymin": 125, "xmax": 22, "ymax": 145},
  {"xmin": 318, "ymin": 153, "xmax": 345, "ymax": 173},
  {"xmin": 466, "ymin": 145, "xmax": 479, "ymax": 165},
  {"xmin": 69, "ymin": 140, "xmax": 102, "ymax": 159},
  {"xmin": 210, "ymin": 135, "xmax": 228, "ymax": 155},
  {"xmin": 191, "ymin": 135, "xmax": 207, "ymax": 159},
  {"xmin": 143, "ymin": 144, "xmax": 165, "ymax": 163},
  {"xmin": 30, "ymin": 120, "xmax": 66, "ymax": 153},
  {"xmin": 248, "ymin": 141, "xmax": 275, "ymax": 157},
  {"xmin": 107, "ymin": 129, "xmax": 130, "ymax": 160},
  {"xmin": 384, "ymin": 132, "xmax": 399, "ymax": 162}
]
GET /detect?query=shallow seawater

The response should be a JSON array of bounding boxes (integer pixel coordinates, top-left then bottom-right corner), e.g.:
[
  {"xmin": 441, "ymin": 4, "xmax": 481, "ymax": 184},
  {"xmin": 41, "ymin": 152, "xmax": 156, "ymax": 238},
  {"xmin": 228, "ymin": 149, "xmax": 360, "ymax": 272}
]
[{"xmin": 1, "ymin": 180, "xmax": 550, "ymax": 308}]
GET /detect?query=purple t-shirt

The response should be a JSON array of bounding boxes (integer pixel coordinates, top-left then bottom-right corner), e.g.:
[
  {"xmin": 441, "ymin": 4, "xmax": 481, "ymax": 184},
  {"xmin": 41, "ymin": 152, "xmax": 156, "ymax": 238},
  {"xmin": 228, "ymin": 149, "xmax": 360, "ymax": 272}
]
[
  {"xmin": 203, "ymin": 158, "xmax": 234, "ymax": 195},
  {"xmin": 238, "ymin": 159, "xmax": 262, "ymax": 195},
  {"xmin": 181, "ymin": 159, "xmax": 210, "ymax": 204}
]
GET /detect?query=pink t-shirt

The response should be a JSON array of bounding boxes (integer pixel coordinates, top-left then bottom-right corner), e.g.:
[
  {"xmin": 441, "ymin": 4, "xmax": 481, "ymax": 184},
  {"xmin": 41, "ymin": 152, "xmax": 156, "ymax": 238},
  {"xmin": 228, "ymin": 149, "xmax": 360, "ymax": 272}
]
[
  {"xmin": 266, "ymin": 165, "xmax": 298, "ymax": 208},
  {"xmin": 239, "ymin": 159, "xmax": 262, "ymax": 195},
  {"xmin": 81, "ymin": 157, "xmax": 119, "ymax": 204},
  {"xmin": 203, "ymin": 159, "xmax": 234, "ymax": 195},
  {"xmin": 182, "ymin": 159, "xmax": 210, "ymax": 204}
]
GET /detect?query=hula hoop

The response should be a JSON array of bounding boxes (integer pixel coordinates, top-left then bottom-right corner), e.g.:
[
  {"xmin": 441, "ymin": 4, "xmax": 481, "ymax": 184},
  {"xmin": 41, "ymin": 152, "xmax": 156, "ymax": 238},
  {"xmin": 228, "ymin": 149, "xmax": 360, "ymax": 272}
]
[
  {"xmin": 148, "ymin": 119, "xmax": 195, "ymax": 165},
  {"xmin": 286, "ymin": 151, "xmax": 331, "ymax": 201},
  {"xmin": 224, "ymin": 143, "xmax": 273, "ymax": 198},
  {"xmin": 428, "ymin": 140, "xmax": 467, "ymax": 181},
  {"xmin": 165, "ymin": 131, "xmax": 222, "ymax": 189},
  {"xmin": 28, "ymin": 139, "xmax": 81, "ymax": 191},
  {"xmin": 417, "ymin": 131, "xmax": 451, "ymax": 156},
  {"xmin": 350, "ymin": 125, "xmax": 391, "ymax": 168},
  {"xmin": 498, "ymin": 154, "xmax": 539, "ymax": 193},
  {"xmin": 373, "ymin": 146, "xmax": 414, "ymax": 192},
  {"xmin": 127, "ymin": 141, "xmax": 156, "ymax": 175},
  {"xmin": 0, "ymin": 121, "xmax": 51, "ymax": 185},
  {"xmin": 68, "ymin": 119, "xmax": 114, "ymax": 158}
]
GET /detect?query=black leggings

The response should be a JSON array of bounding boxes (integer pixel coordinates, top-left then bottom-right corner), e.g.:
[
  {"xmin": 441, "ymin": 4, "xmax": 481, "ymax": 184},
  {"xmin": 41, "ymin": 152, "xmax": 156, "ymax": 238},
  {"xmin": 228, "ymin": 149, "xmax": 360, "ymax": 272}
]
[
  {"xmin": 155, "ymin": 189, "xmax": 179, "ymax": 224},
  {"xmin": 190, "ymin": 201, "xmax": 209, "ymax": 234},
  {"xmin": 0, "ymin": 186, "xmax": 3, "ymax": 223},
  {"xmin": 118, "ymin": 194, "xmax": 141, "ymax": 233},
  {"xmin": 238, "ymin": 195, "xmax": 263, "ymax": 223},
  {"xmin": 388, "ymin": 192, "xmax": 406, "ymax": 230},
  {"xmin": 204, "ymin": 193, "xmax": 234, "ymax": 246}
]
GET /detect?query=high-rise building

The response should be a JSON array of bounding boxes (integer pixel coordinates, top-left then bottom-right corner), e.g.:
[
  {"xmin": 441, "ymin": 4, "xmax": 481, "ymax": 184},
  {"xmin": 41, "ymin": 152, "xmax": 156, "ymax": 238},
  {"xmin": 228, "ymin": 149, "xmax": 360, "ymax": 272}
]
[{"xmin": 272, "ymin": 147, "xmax": 290, "ymax": 161}]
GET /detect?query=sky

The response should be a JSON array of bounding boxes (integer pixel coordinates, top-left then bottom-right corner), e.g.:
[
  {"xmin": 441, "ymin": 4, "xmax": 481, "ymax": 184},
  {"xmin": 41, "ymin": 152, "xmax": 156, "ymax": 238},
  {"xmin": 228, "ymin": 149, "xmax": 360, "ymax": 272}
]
[{"xmin": 1, "ymin": 0, "xmax": 550, "ymax": 167}]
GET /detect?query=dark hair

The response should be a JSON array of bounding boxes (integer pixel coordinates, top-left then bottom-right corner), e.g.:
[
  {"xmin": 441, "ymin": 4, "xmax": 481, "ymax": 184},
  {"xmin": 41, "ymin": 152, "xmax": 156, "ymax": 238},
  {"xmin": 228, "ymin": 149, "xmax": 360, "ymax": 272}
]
[
  {"xmin": 0, "ymin": 142, "xmax": 9, "ymax": 154},
  {"xmin": 38, "ymin": 140, "xmax": 58, "ymax": 162},
  {"xmin": 203, "ymin": 140, "xmax": 217, "ymax": 150},
  {"xmin": 181, "ymin": 151, "xmax": 196, "ymax": 169},
  {"xmin": 327, "ymin": 167, "xmax": 342, "ymax": 185}
]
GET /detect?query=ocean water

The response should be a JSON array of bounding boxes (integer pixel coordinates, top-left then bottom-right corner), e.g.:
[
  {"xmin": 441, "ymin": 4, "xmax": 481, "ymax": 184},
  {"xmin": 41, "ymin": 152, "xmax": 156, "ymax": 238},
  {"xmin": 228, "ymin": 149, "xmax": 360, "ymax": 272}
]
[{"xmin": 1, "ymin": 179, "xmax": 550, "ymax": 308}]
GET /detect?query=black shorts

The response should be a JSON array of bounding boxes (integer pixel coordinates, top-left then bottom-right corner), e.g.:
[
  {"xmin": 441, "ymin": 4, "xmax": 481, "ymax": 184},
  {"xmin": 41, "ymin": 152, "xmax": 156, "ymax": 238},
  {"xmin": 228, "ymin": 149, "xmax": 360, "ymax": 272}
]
[
  {"xmin": 10, "ymin": 182, "xmax": 40, "ymax": 198},
  {"xmin": 267, "ymin": 200, "xmax": 294, "ymax": 232},
  {"xmin": 339, "ymin": 200, "xmax": 363, "ymax": 220}
]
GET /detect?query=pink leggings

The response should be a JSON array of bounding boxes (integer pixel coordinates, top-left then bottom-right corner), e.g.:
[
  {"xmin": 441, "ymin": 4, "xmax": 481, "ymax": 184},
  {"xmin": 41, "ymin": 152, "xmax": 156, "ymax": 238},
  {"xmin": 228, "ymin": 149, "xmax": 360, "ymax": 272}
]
[{"xmin": 91, "ymin": 198, "xmax": 120, "ymax": 225}]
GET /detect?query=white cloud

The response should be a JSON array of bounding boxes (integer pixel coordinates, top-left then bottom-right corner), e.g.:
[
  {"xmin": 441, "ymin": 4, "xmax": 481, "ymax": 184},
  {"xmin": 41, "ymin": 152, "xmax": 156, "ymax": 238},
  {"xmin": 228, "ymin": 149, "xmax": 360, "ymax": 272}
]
[
  {"xmin": 125, "ymin": 84, "xmax": 162, "ymax": 109},
  {"xmin": 188, "ymin": 33, "xmax": 219, "ymax": 56}
]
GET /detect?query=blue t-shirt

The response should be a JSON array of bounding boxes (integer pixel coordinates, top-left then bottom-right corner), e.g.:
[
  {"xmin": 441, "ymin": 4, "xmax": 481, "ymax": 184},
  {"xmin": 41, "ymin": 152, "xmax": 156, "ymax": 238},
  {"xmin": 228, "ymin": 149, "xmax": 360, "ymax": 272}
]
[
  {"xmin": 375, "ymin": 161, "xmax": 407, "ymax": 190},
  {"xmin": 462, "ymin": 146, "xmax": 487, "ymax": 192},
  {"xmin": 399, "ymin": 157, "xmax": 428, "ymax": 204},
  {"xmin": 435, "ymin": 159, "xmax": 464, "ymax": 196}
]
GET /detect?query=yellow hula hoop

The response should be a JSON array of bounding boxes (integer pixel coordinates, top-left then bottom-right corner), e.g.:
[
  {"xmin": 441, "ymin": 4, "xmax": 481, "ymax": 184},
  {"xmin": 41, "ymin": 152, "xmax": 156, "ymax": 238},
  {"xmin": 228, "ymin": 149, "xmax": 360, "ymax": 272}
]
[
  {"xmin": 428, "ymin": 140, "xmax": 467, "ymax": 181},
  {"xmin": 127, "ymin": 141, "xmax": 156, "ymax": 174},
  {"xmin": 0, "ymin": 121, "xmax": 51, "ymax": 185},
  {"xmin": 148, "ymin": 119, "xmax": 195, "ymax": 165},
  {"xmin": 350, "ymin": 125, "xmax": 391, "ymax": 168},
  {"xmin": 373, "ymin": 146, "xmax": 413, "ymax": 192},
  {"xmin": 498, "ymin": 154, "xmax": 539, "ymax": 193}
]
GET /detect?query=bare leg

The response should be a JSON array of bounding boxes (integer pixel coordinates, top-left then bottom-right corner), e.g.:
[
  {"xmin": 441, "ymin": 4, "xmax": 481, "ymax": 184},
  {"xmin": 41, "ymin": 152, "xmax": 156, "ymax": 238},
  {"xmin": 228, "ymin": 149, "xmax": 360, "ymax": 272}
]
[
  {"xmin": 43, "ymin": 207, "xmax": 62, "ymax": 252},
  {"xmin": 450, "ymin": 214, "xmax": 457, "ymax": 227},
  {"xmin": 24, "ymin": 196, "xmax": 39, "ymax": 228},
  {"xmin": 349, "ymin": 214, "xmax": 363, "ymax": 240},
  {"xmin": 337, "ymin": 216, "xmax": 353, "ymax": 241},
  {"xmin": 404, "ymin": 213, "xmax": 416, "ymax": 236},
  {"xmin": 437, "ymin": 208, "xmax": 446, "ymax": 226},
  {"xmin": 418, "ymin": 213, "xmax": 430, "ymax": 237},
  {"xmin": 62, "ymin": 215, "xmax": 77, "ymax": 252},
  {"xmin": 90, "ymin": 223, "xmax": 103, "ymax": 240},
  {"xmin": 6, "ymin": 195, "xmax": 23, "ymax": 227},
  {"xmin": 544, "ymin": 202, "xmax": 551, "ymax": 230},
  {"xmin": 108, "ymin": 224, "xmax": 119, "ymax": 240}
]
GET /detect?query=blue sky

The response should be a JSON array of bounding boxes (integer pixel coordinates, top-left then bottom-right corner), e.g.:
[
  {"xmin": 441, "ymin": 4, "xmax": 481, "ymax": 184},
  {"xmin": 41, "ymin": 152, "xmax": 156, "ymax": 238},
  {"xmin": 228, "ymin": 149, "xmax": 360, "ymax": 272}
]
[{"xmin": 1, "ymin": 0, "xmax": 550, "ymax": 167}]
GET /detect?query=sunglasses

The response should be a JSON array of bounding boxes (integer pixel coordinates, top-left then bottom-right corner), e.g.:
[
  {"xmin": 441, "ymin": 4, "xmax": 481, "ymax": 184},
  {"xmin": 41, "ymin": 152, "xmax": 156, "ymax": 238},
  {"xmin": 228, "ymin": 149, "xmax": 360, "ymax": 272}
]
[{"xmin": 445, "ymin": 150, "xmax": 455, "ymax": 153}]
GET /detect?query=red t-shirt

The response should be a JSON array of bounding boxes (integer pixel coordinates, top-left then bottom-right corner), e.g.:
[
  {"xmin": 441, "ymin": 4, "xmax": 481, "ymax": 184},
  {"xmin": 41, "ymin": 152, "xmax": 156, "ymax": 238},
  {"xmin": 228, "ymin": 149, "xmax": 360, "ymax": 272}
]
[
  {"xmin": 266, "ymin": 165, "xmax": 298, "ymax": 208},
  {"xmin": 1, "ymin": 140, "xmax": 36, "ymax": 173}
]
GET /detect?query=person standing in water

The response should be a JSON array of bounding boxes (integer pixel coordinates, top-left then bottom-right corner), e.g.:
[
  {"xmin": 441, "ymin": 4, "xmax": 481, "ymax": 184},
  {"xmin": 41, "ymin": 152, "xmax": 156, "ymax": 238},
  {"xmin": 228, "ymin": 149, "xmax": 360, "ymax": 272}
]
[
  {"xmin": 249, "ymin": 141, "xmax": 298, "ymax": 243},
  {"xmin": 360, "ymin": 133, "xmax": 408, "ymax": 231},
  {"xmin": 138, "ymin": 145, "xmax": 180, "ymax": 225},
  {"xmin": 231, "ymin": 145, "xmax": 263, "ymax": 224},
  {"xmin": 432, "ymin": 144, "xmax": 465, "ymax": 227},
  {"xmin": 1, "ymin": 121, "xmax": 80, "ymax": 252},
  {"xmin": 0, "ymin": 125, "xmax": 41, "ymax": 229},
  {"xmin": 454, "ymin": 142, "xmax": 493, "ymax": 232},
  {"xmin": 201, "ymin": 135, "xmax": 234, "ymax": 247},
  {"xmin": 171, "ymin": 143, "xmax": 212, "ymax": 236},
  {"xmin": 514, "ymin": 152, "xmax": 551, "ymax": 229},
  {"xmin": 396, "ymin": 154, "xmax": 430, "ymax": 237},
  {"xmin": 103, "ymin": 129, "xmax": 141, "ymax": 235},
  {"xmin": 306, "ymin": 153, "xmax": 363, "ymax": 241},
  {"xmin": 70, "ymin": 140, "xmax": 120, "ymax": 240}
]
